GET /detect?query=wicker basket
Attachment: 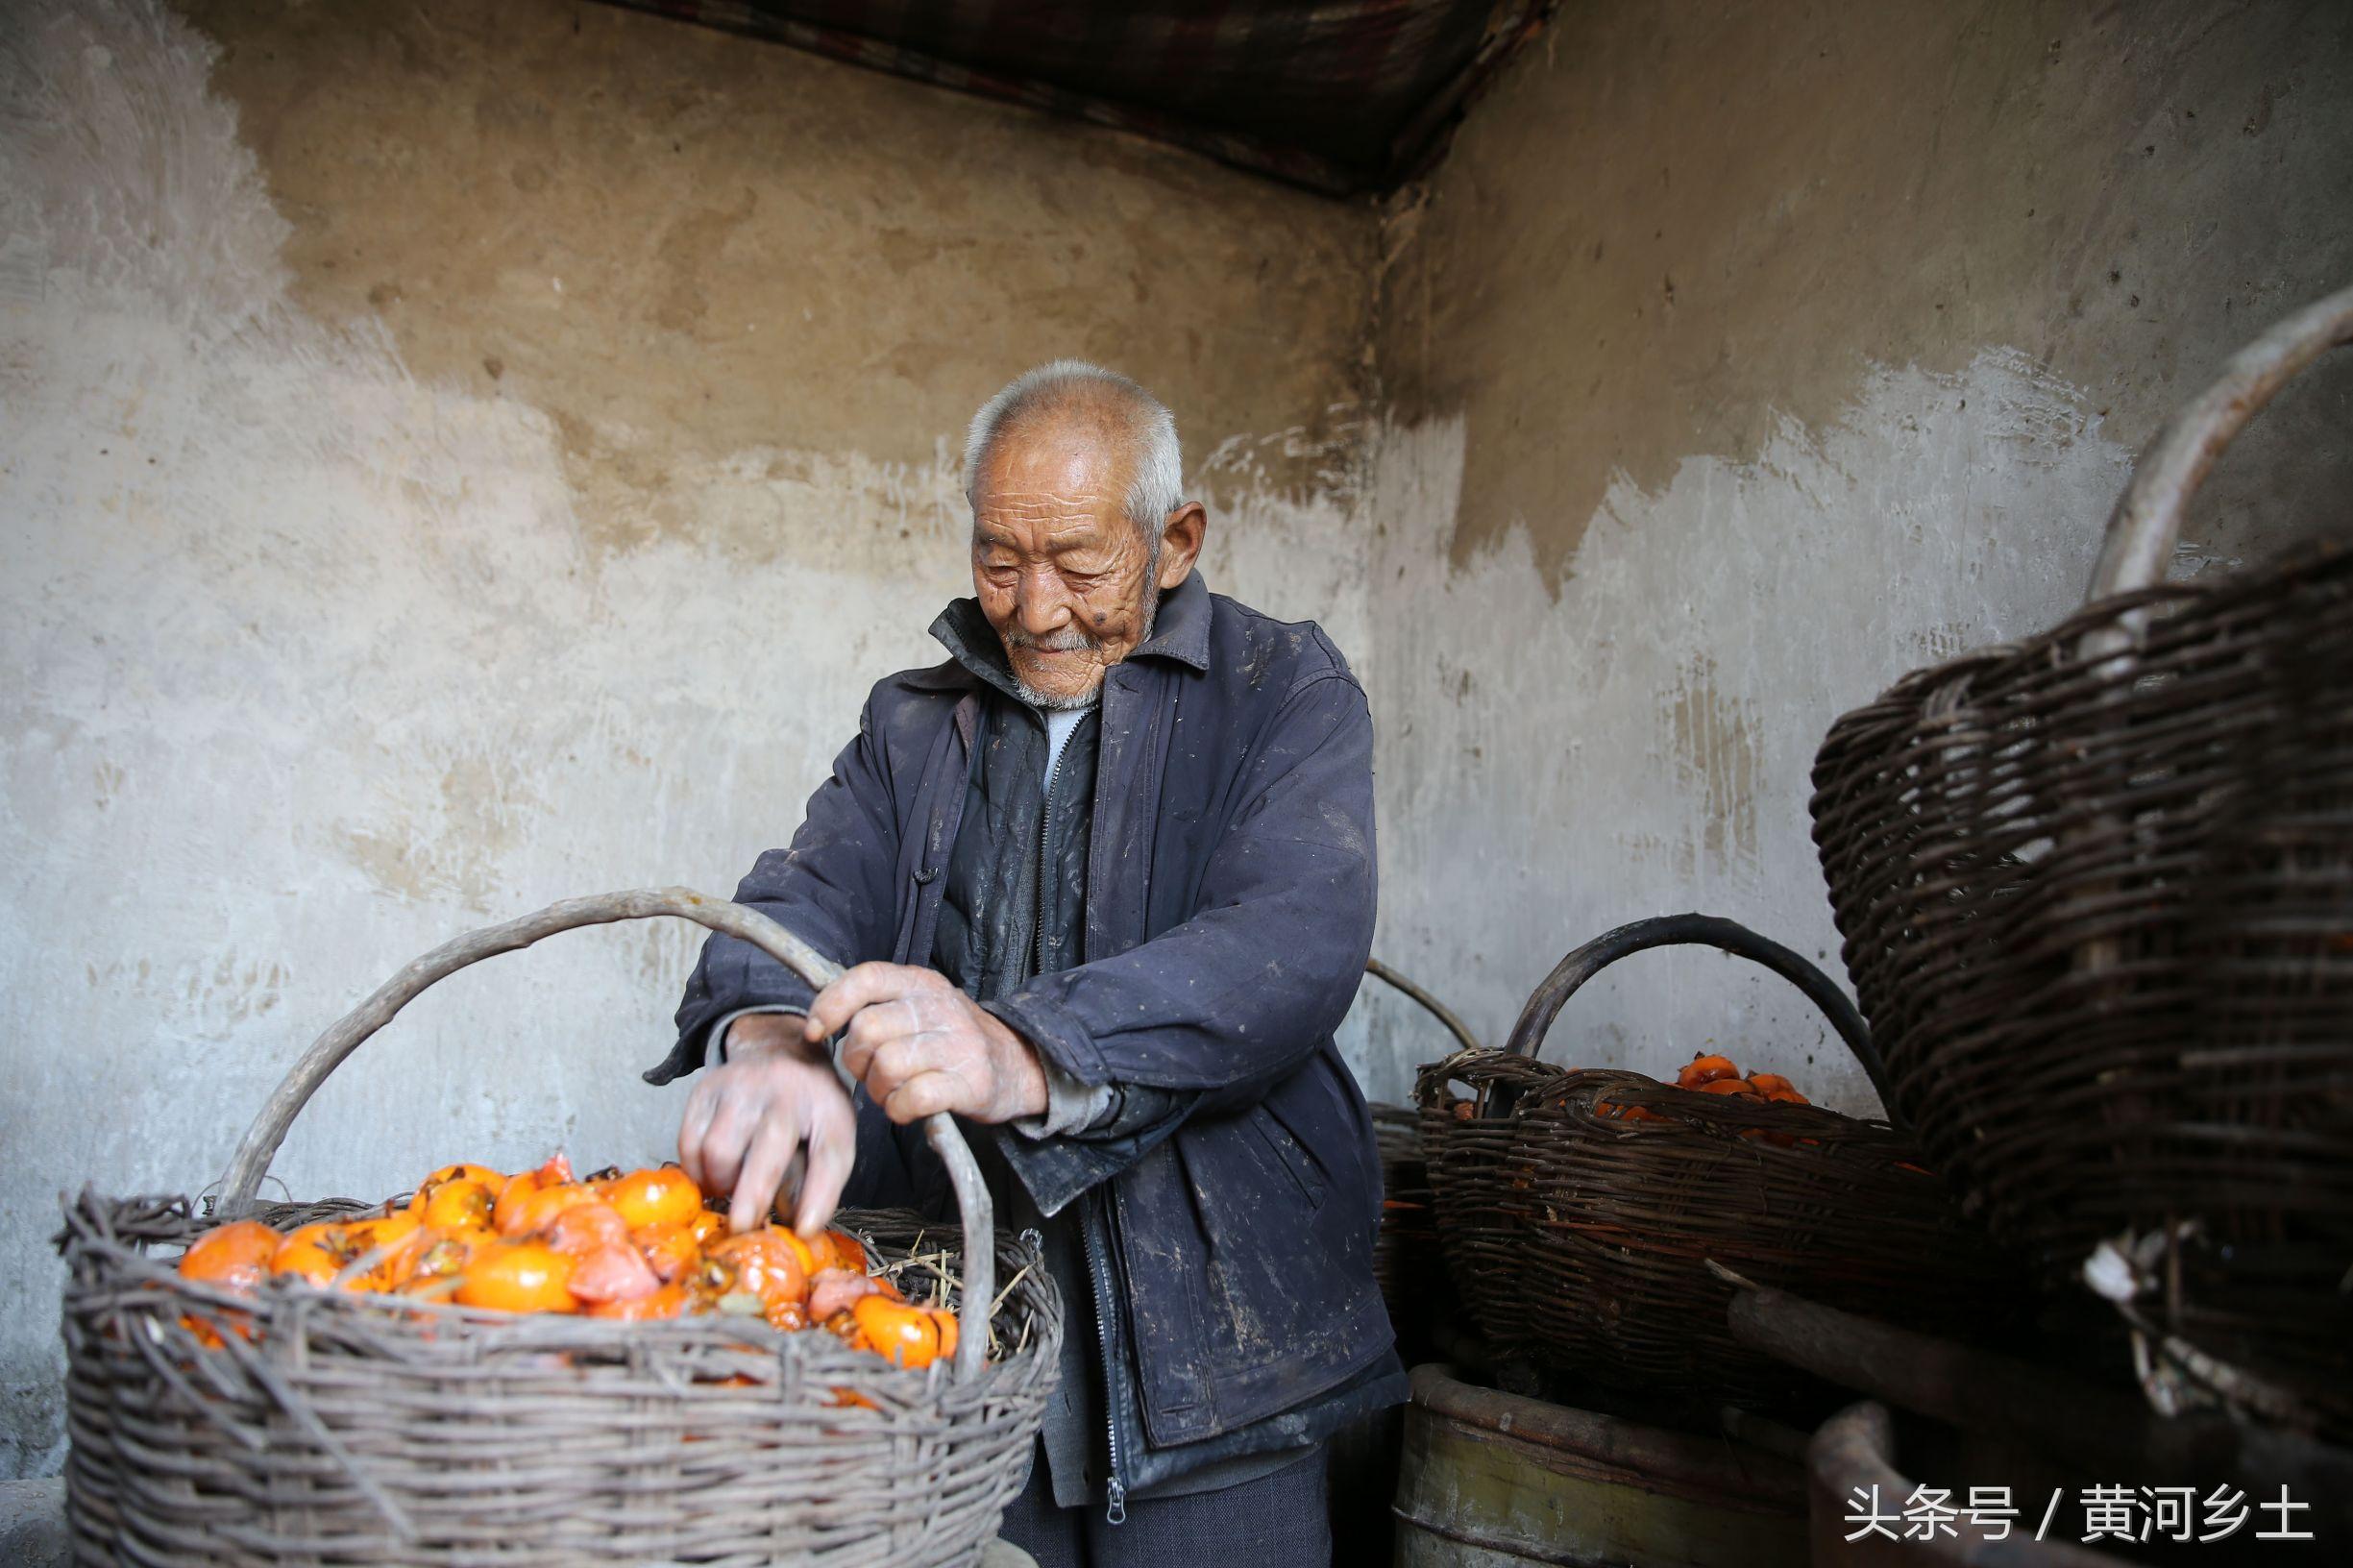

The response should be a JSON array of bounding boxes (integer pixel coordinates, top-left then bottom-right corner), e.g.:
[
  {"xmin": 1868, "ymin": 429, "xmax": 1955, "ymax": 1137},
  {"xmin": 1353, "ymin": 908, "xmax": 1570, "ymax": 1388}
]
[
  {"xmin": 1808, "ymin": 285, "xmax": 2353, "ymax": 1435},
  {"xmin": 57, "ymin": 889, "xmax": 1062, "ymax": 1567},
  {"xmin": 1414, "ymin": 914, "xmax": 2013, "ymax": 1417},
  {"xmin": 1362, "ymin": 958, "xmax": 1483, "ymax": 1356}
]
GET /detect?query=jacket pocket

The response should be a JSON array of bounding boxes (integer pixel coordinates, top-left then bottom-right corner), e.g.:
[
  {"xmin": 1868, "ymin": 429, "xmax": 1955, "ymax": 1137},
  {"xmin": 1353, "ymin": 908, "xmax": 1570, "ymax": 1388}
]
[{"xmin": 1247, "ymin": 1104, "xmax": 1328, "ymax": 1212}]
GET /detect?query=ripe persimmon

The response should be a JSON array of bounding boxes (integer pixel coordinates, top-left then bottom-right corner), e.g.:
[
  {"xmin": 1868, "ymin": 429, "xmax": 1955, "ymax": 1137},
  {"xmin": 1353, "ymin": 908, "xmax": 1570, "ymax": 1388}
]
[
  {"xmin": 704, "ymin": 1230, "xmax": 809, "ymax": 1312},
  {"xmin": 567, "ymin": 1242, "xmax": 661, "ymax": 1306},
  {"xmin": 271, "ymin": 1223, "xmax": 361, "ymax": 1287},
  {"xmin": 345, "ymin": 1212, "xmax": 430, "ymax": 1289},
  {"xmin": 177, "ymin": 1220, "xmax": 280, "ymax": 1294},
  {"xmin": 490, "ymin": 1154, "xmax": 576, "ymax": 1234},
  {"xmin": 409, "ymin": 1164, "xmax": 503, "ymax": 1210},
  {"xmin": 454, "ymin": 1240, "xmax": 578, "ymax": 1312},
  {"xmin": 604, "ymin": 1168, "xmax": 703, "ymax": 1232},
  {"xmin": 1699, "ymin": 1077, "xmax": 1766, "ymax": 1098},
  {"xmin": 635, "ymin": 1224, "xmax": 701, "ymax": 1284},
  {"xmin": 850, "ymin": 1296, "xmax": 948, "ymax": 1369},
  {"xmin": 545, "ymin": 1202, "xmax": 630, "ymax": 1257},
  {"xmin": 814, "ymin": 1228, "xmax": 870, "ymax": 1274},
  {"xmin": 1677, "ymin": 1054, "xmax": 1741, "ymax": 1089},
  {"xmin": 416, "ymin": 1176, "xmax": 497, "ymax": 1234}
]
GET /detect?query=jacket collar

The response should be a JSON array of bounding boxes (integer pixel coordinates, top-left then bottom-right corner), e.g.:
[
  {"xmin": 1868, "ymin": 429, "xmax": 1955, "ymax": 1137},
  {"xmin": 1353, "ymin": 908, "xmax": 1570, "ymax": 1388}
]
[{"xmin": 903, "ymin": 572, "xmax": 1213, "ymax": 694}]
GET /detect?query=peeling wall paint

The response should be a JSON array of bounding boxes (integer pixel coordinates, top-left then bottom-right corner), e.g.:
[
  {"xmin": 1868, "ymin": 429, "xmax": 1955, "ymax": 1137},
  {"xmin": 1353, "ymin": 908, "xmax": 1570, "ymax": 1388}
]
[
  {"xmin": 1349, "ymin": 0, "xmax": 2352, "ymax": 1110},
  {"xmin": 1349, "ymin": 357, "xmax": 2133, "ymax": 1109},
  {"xmin": 0, "ymin": 0, "xmax": 1374, "ymax": 1476}
]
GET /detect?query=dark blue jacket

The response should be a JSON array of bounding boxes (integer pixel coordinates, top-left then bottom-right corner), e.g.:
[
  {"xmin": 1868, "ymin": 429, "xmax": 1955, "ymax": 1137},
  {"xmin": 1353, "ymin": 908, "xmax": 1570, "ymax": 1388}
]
[{"xmin": 650, "ymin": 573, "xmax": 1406, "ymax": 1489}]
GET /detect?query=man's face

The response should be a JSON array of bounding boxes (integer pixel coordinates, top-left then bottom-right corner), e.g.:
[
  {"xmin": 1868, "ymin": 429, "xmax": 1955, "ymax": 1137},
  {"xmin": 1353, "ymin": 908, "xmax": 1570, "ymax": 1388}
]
[{"xmin": 970, "ymin": 427, "xmax": 1165, "ymax": 708}]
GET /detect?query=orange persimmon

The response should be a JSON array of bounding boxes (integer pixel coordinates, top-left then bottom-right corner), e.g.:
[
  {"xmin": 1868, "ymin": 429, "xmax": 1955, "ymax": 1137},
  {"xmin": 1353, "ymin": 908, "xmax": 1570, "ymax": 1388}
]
[
  {"xmin": 490, "ymin": 1154, "xmax": 576, "ymax": 1235},
  {"xmin": 271, "ymin": 1222, "xmax": 361, "ymax": 1287},
  {"xmin": 1677, "ymin": 1054, "xmax": 1742, "ymax": 1089},
  {"xmin": 545, "ymin": 1202, "xmax": 631, "ymax": 1257},
  {"xmin": 704, "ymin": 1230, "xmax": 810, "ymax": 1311},
  {"xmin": 416, "ymin": 1176, "xmax": 497, "ymax": 1234},
  {"xmin": 1699, "ymin": 1077, "xmax": 1766, "ymax": 1098},
  {"xmin": 177, "ymin": 1220, "xmax": 281, "ymax": 1294},
  {"xmin": 849, "ymin": 1296, "xmax": 941, "ymax": 1368},
  {"xmin": 453, "ymin": 1240, "xmax": 578, "ymax": 1312},
  {"xmin": 345, "ymin": 1211, "xmax": 430, "ymax": 1289},
  {"xmin": 635, "ymin": 1224, "xmax": 702, "ymax": 1284},
  {"xmin": 604, "ymin": 1167, "xmax": 704, "ymax": 1232}
]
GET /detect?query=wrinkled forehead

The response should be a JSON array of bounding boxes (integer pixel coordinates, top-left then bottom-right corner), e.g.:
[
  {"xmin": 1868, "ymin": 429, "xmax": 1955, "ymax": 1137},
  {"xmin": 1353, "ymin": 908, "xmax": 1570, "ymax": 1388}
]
[{"xmin": 969, "ymin": 408, "xmax": 1136, "ymax": 519}]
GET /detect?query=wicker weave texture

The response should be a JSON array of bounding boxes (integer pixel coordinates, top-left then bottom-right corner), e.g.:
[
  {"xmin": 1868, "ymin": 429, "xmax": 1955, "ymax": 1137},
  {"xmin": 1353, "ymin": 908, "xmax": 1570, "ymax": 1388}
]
[
  {"xmin": 61, "ymin": 1193, "xmax": 1061, "ymax": 1567},
  {"xmin": 1810, "ymin": 544, "xmax": 2353, "ymax": 1431},
  {"xmin": 1415, "ymin": 1053, "xmax": 2012, "ymax": 1414}
]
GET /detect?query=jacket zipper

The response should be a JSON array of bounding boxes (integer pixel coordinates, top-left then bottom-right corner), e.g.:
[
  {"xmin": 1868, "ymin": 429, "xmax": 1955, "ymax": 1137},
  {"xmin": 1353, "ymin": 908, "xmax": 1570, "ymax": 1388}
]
[
  {"xmin": 1032, "ymin": 712, "xmax": 1127, "ymax": 1524},
  {"xmin": 1085, "ymin": 1190, "xmax": 1130, "ymax": 1525}
]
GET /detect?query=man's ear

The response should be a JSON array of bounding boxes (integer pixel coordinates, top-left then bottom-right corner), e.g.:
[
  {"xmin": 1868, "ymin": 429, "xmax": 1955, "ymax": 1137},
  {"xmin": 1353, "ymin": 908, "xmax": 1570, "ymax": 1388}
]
[{"xmin": 1157, "ymin": 502, "xmax": 1208, "ymax": 589}]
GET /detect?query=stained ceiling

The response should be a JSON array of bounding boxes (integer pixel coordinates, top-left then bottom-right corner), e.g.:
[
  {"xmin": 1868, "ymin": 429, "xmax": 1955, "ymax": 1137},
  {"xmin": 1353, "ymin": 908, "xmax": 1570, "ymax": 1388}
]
[{"xmin": 600, "ymin": 1, "xmax": 1555, "ymax": 196}]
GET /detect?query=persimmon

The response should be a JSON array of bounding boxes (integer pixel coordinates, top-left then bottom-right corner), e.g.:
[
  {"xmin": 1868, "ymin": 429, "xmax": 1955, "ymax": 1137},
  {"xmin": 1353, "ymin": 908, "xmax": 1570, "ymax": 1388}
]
[
  {"xmin": 1677, "ymin": 1054, "xmax": 1742, "ymax": 1089},
  {"xmin": 604, "ymin": 1168, "xmax": 704, "ymax": 1232},
  {"xmin": 568, "ymin": 1242, "xmax": 660, "ymax": 1305},
  {"xmin": 453, "ymin": 1240, "xmax": 578, "ymax": 1312},
  {"xmin": 416, "ymin": 1176, "xmax": 497, "ymax": 1234},
  {"xmin": 408, "ymin": 1164, "xmax": 503, "ymax": 1212},
  {"xmin": 490, "ymin": 1154, "xmax": 576, "ymax": 1234},
  {"xmin": 271, "ymin": 1223, "xmax": 361, "ymax": 1287},
  {"xmin": 545, "ymin": 1202, "xmax": 630, "ymax": 1257},
  {"xmin": 178, "ymin": 1220, "xmax": 280, "ymax": 1294},
  {"xmin": 586, "ymin": 1283, "xmax": 688, "ymax": 1321},
  {"xmin": 814, "ymin": 1228, "xmax": 870, "ymax": 1273},
  {"xmin": 850, "ymin": 1296, "xmax": 949, "ymax": 1369},
  {"xmin": 1698, "ymin": 1077, "xmax": 1765, "ymax": 1098},
  {"xmin": 345, "ymin": 1212, "xmax": 430, "ymax": 1289},
  {"xmin": 498, "ymin": 1182, "xmax": 601, "ymax": 1239},
  {"xmin": 808, "ymin": 1266, "xmax": 897, "ymax": 1321},
  {"xmin": 635, "ymin": 1224, "xmax": 701, "ymax": 1284},
  {"xmin": 705, "ymin": 1230, "xmax": 810, "ymax": 1312}
]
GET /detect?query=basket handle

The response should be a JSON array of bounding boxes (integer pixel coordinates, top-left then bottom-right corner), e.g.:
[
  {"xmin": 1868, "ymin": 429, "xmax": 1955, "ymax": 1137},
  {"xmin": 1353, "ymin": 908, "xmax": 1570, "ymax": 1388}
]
[
  {"xmin": 1364, "ymin": 958, "xmax": 1483, "ymax": 1054},
  {"xmin": 2087, "ymin": 282, "xmax": 2353, "ymax": 602},
  {"xmin": 1500, "ymin": 913, "xmax": 1896, "ymax": 1115},
  {"xmin": 217, "ymin": 887, "xmax": 993, "ymax": 1380}
]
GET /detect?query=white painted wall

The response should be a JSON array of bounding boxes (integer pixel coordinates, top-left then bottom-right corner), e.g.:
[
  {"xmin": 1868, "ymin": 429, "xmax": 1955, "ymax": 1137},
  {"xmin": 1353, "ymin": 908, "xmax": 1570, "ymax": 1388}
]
[{"xmin": 1345, "ymin": 364, "xmax": 2138, "ymax": 1112}]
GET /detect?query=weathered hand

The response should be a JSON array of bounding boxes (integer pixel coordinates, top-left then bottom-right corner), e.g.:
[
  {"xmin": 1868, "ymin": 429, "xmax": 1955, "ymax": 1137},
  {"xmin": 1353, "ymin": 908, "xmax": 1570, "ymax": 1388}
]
[
  {"xmin": 806, "ymin": 963, "xmax": 1050, "ymax": 1126},
  {"xmin": 677, "ymin": 1017, "xmax": 857, "ymax": 1235}
]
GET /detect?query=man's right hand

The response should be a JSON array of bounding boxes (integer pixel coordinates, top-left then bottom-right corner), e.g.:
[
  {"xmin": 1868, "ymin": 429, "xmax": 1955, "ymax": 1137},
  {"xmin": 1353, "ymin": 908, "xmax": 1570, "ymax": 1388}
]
[{"xmin": 677, "ymin": 1015, "xmax": 857, "ymax": 1236}]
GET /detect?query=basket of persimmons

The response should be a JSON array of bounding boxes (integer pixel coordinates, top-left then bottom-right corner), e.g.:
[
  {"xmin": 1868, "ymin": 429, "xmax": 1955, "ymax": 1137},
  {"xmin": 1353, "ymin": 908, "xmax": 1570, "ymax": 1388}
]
[
  {"xmin": 57, "ymin": 889, "xmax": 1062, "ymax": 1568},
  {"xmin": 1413, "ymin": 914, "xmax": 2014, "ymax": 1420}
]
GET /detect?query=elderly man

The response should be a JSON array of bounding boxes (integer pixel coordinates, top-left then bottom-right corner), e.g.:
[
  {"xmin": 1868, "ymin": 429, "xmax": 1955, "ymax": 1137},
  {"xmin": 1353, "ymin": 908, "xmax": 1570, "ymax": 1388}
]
[{"xmin": 646, "ymin": 361, "xmax": 1403, "ymax": 1565}]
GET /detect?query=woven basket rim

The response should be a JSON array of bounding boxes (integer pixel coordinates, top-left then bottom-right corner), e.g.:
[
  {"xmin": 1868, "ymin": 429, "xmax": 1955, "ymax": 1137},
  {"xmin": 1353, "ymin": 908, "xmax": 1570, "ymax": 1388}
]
[{"xmin": 62, "ymin": 1188, "xmax": 1060, "ymax": 1384}]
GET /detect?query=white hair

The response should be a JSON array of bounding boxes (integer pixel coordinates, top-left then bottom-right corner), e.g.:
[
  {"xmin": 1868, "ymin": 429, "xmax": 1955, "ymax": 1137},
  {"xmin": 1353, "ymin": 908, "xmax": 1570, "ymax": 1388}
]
[{"xmin": 963, "ymin": 359, "xmax": 1185, "ymax": 534}]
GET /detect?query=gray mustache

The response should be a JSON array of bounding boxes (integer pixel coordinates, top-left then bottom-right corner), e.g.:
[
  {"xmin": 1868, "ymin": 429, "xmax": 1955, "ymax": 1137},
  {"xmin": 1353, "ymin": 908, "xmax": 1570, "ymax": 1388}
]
[{"xmin": 1002, "ymin": 627, "xmax": 1097, "ymax": 652}]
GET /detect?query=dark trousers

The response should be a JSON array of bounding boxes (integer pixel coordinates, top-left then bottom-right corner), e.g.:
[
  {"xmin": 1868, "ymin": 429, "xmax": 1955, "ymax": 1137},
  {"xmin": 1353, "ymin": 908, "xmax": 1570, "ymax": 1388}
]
[{"xmin": 997, "ymin": 1445, "xmax": 1332, "ymax": 1568}]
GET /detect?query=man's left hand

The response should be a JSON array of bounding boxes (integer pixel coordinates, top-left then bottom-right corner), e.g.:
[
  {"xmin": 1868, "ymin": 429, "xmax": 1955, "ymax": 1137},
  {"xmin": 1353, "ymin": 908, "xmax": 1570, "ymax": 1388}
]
[{"xmin": 805, "ymin": 963, "xmax": 1051, "ymax": 1125}]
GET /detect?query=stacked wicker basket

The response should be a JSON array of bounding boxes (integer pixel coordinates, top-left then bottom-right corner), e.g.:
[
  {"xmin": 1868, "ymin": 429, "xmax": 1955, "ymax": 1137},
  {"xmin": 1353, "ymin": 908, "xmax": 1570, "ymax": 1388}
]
[
  {"xmin": 57, "ymin": 890, "xmax": 1062, "ymax": 1568},
  {"xmin": 1415, "ymin": 915, "xmax": 2013, "ymax": 1418},
  {"xmin": 1808, "ymin": 285, "xmax": 2353, "ymax": 1439}
]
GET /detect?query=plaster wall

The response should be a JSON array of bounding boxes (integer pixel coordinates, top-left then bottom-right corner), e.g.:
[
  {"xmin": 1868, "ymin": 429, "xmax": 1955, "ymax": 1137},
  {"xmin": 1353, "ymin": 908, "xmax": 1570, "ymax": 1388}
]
[
  {"xmin": 1348, "ymin": 0, "xmax": 2353, "ymax": 1107},
  {"xmin": 0, "ymin": 0, "xmax": 1374, "ymax": 1475}
]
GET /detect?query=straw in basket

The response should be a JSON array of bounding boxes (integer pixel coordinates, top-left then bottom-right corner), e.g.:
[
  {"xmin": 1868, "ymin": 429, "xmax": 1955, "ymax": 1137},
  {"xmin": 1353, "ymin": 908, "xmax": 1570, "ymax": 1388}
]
[
  {"xmin": 57, "ymin": 888, "xmax": 1062, "ymax": 1567},
  {"xmin": 1808, "ymin": 285, "xmax": 2353, "ymax": 1436},
  {"xmin": 1414, "ymin": 914, "xmax": 2016, "ymax": 1420}
]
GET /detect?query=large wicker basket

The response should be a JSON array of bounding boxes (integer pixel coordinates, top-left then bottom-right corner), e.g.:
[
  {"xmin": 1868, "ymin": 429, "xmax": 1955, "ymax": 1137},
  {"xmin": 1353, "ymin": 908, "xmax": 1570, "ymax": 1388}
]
[
  {"xmin": 1414, "ymin": 915, "xmax": 2014, "ymax": 1418},
  {"xmin": 1808, "ymin": 286, "xmax": 2353, "ymax": 1435},
  {"xmin": 57, "ymin": 889, "xmax": 1062, "ymax": 1567}
]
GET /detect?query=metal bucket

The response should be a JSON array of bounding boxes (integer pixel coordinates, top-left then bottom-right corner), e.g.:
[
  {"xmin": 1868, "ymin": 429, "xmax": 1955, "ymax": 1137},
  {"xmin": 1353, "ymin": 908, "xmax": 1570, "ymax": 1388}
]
[{"xmin": 1392, "ymin": 1365, "xmax": 1807, "ymax": 1567}]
